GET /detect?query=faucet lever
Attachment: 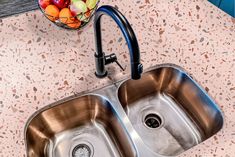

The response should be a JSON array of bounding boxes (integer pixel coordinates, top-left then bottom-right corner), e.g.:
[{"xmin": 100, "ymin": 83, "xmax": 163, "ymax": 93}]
[
  {"xmin": 115, "ymin": 60, "xmax": 125, "ymax": 71},
  {"xmin": 104, "ymin": 53, "xmax": 125, "ymax": 71},
  {"xmin": 104, "ymin": 53, "xmax": 117, "ymax": 65}
]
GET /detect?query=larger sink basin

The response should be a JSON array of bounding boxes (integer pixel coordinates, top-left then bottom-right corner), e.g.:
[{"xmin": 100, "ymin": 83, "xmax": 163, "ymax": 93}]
[
  {"xmin": 118, "ymin": 64, "xmax": 224, "ymax": 156},
  {"xmin": 25, "ymin": 95, "xmax": 136, "ymax": 157}
]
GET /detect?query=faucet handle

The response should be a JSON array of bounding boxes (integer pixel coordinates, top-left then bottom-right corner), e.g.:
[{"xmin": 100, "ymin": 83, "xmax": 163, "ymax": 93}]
[
  {"xmin": 105, "ymin": 53, "xmax": 125, "ymax": 71},
  {"xmin": 115, "ymin": 60, "xmax": 125, "ymax": 71}
]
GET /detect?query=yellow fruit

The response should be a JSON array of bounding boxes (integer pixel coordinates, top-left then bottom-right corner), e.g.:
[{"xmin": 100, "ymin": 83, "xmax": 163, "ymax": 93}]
[
  {"xmin": 86, "ymin": 0, "xmax": 97, "ymax": 10},
  {"xmin": 45, "ymin": 5, "xmax": 60, "ymax": 21}
]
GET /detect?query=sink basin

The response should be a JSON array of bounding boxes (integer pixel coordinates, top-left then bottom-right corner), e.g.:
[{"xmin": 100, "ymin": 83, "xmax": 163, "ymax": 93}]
[
  {"xmin": 25, "ymin": 95, "xmax": 136, "ymax": 157},
  {"xmin": 117, "ymin": 65, "xmax": 224, "ymax": 156},
  {"xmin": 25, "ymin": 64, "xmax": 223, "ymax": 157}
]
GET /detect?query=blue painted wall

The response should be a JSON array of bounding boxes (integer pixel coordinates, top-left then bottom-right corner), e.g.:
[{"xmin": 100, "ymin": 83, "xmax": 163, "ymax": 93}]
[
  {"xmin": 208, "ymin": 0, "xmax": 221, "ymax": 6},
  {"xmin": 208, "ymin": 0, "xmax": 235, "ymax": 17}
]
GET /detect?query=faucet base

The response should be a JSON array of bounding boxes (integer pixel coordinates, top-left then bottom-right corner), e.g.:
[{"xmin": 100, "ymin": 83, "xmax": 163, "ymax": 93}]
[{"xmin": 95, "ymin": 71, "xmax": 108, "ymax": 78}]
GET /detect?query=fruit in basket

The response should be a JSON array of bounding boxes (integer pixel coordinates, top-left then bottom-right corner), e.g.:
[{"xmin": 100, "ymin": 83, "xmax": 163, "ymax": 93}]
[
  {"xmin": 39, "ymin": 0, "xmax": 51, "ymax": 9},
  {"xmin": 86, "ymin": 0, "xmax": 98, "ymax": 10},
  {"xmin": 77, "ymin": 10, "xmax": 91, "ymax": 22},
  {"xmin": 51, "ymin": 0, "xmax": 70, "ymax": 9},
  {"xmin": 45, "ymin": 5, "xmax": 60, "ymax": 21},
  {"xmin": 70, "ymin": 0, "xmax": 88, "ymax": 15},
  {"xmin": 67, "ymin": 19, "xmax": 81, "ymax": 28},
  {"xmin": 59, "ymin": 8, "xmax": 74, "ymax": 24}
]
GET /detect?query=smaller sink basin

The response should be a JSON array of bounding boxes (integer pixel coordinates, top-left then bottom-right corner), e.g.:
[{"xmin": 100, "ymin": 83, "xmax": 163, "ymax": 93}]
[
  {"xmin": 117, "ymin": 65, "xmax": 224, "ymax": 156},
  {"xmin": 25, "ymin": 95, "xmax": 136, "ymax": 157}
]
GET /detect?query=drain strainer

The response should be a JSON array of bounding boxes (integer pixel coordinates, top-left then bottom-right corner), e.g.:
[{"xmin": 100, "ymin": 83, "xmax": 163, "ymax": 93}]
[
  {"xmin": 144, "ymin": 113, "xmax": 162, "ymax": 129},
  {"xmin": 72, "ymin": 144, "xmax": 92, "ymax": 157}
]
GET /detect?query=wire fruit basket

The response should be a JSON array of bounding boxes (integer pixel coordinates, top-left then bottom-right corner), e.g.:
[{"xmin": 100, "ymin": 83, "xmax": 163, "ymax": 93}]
[{"xmin": 38, "ymin": 0, "xmax": 100, "ymax": 30}]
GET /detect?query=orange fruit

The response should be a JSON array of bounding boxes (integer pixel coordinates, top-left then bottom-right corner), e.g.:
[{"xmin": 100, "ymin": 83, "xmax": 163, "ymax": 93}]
[
  {"xmin": 59, "ymin": 8, "xmax": 75, "ymax": 24},
  {"xmin": 85, "ymin": 10, "xmax": 91, "ymax": 18},
  {"xmin": 67, "ymin": 19, "xmax": 81, "ymax": 29},
  {"xmin": 45, "ymin": 5, "xmax": 60, "ymax": 21}
]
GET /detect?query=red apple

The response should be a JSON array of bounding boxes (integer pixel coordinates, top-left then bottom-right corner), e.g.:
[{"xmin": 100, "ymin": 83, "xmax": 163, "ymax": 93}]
[
  {"xmin": 51, "ymin": 0, "xmax": 70, "ymax": 9},
  {"xmin": 69, "ymin": 4, "xmax": 77, "ymax": 16},
  {"xmin": 39, "ymin": 0, "xmax": 51, "ymax": 9}
]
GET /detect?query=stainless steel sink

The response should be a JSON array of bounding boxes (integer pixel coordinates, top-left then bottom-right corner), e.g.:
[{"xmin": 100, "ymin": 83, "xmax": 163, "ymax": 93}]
[
  {"xmin": 25, "ymin": 64, "xmax": 224, "ymax": 157},
  {"xmin": 25, "ymin": 95, "xmax": 137, "ymax": 157},
  {"xmin": 117, "ymin": 64, "xmax": 224, "ymax": 156}
]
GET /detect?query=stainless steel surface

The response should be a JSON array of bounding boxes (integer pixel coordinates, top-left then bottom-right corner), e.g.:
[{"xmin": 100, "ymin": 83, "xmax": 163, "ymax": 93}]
[
  {"xmin": 25, "ymin": 64, "xmax": 224, "ymax": 157},
  {"xmin": 118, "ymin": 64, "xmax": 224, "ymax": 156},
  {"xmin": 25, "ymin": 95, "xmax": 137, "ymax": 157}
]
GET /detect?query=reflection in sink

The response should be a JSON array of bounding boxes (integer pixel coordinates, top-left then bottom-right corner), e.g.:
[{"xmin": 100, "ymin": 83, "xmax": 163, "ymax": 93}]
[
  {"xmin": 118, "ymin": 65, "xmax": 224, "ymax": 156},
  {"xmin": 24, "ymin": 64, "xmax": 224, "ymax": 157},
  {"xmin": 25, "ymin": 95, "xmax": 136, "ymax": 157}
]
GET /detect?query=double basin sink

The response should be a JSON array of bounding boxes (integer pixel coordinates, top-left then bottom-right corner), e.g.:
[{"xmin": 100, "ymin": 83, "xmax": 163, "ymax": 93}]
[{"xmin": 24, "ymin": 64, "xmax": 224, "ymax": 157}]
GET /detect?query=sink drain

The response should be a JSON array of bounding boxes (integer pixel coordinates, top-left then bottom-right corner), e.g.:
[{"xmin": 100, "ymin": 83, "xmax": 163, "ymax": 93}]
[
  {"xmin": 144, "ymin": 113, "xmax": 162, "ymax": 129},
  {"xmin": 72, "ymin": 144, "xmax": 92, "ymax": 157}
]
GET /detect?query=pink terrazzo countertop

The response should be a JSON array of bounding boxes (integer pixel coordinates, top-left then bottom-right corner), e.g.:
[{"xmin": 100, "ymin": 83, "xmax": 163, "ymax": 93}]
[{"xmin": 0, "ymin": 0, "xmax": 234, "ymax": 156}]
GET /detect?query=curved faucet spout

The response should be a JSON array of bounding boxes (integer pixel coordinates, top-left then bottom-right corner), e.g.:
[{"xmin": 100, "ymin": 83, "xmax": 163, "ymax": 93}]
[{"xmin": 94, "ymin": 5, "xmax": 143, "ymax": 80}]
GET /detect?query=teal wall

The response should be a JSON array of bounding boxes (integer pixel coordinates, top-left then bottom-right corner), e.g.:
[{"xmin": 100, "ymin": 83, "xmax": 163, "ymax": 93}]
[{"xmin": 208, "ymin": 0, "xmax": 235, "ymax": 17}]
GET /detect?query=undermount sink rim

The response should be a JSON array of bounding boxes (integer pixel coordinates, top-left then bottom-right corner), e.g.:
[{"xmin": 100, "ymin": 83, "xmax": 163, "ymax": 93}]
[
  {"xmin": 24, "ymin": 63, "xmax": 224, "ymax": 157},
  {"xmin": 24, "ymin": 93, "xmax": 138, "ymax": 157},
  {"xmin": 116, "ymin": 63, "xmax": 224, "ymax": 156},
  {"xmin": 117, "ymin": 63, "xmax": 224, "ymax": 120}
]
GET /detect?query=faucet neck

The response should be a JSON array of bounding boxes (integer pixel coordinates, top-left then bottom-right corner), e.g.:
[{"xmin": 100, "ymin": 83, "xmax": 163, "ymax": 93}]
[{"xmin": 94, "ymin": 5, "xmax": 143, "ymax": 79}]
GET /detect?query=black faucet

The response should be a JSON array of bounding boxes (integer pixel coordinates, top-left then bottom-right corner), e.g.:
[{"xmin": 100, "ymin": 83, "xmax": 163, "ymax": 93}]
[{"xmin": 93, "ymin": 5, "xmax": 143, "ymax": 80}]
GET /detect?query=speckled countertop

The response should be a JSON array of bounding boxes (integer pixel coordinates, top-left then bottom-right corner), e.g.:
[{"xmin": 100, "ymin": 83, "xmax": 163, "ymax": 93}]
[{"xmin": 0, "ymin": 0, "xmax": 234, "ymax": 156}]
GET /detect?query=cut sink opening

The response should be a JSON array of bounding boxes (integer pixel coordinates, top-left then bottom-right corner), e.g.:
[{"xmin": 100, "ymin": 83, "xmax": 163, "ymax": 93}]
[
  {"xmin": 24, "ymin": 64, "xmax": 224, "ymax": 157},
  {"xmin": 144, "ymin": 113, "xmax": 163, "ymax": 129},
  {"xmin": 117, "ymin": 65, "xmax": 224, "ymax": 156},
  {"xmin": 72, "ymin": 143, "xmax": 92, "ymax": 157},
  {"xmin": 24, "ymin": 95, "xmax": 136, "ymax": 157}
]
